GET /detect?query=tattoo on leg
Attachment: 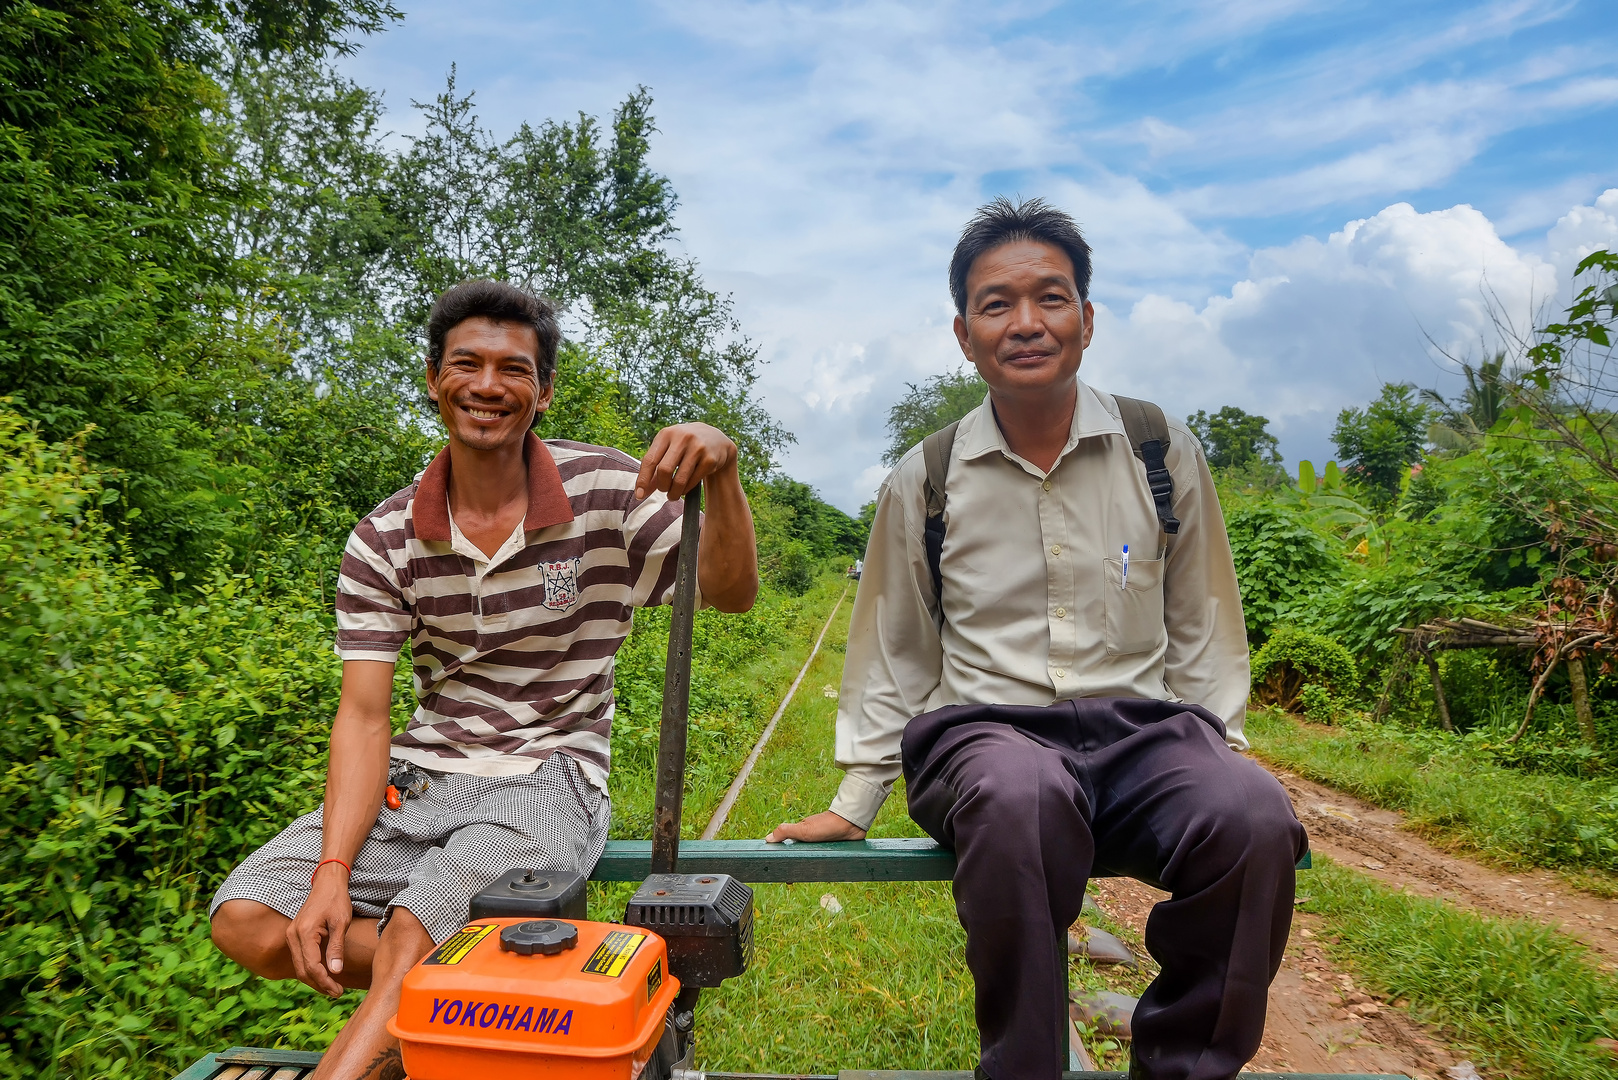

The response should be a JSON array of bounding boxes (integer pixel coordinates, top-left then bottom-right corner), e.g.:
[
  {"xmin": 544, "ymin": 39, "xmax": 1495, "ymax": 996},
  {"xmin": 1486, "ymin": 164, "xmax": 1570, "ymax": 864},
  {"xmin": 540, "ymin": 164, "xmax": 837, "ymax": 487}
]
[{"xmin": 355, "ymin": 1046, "xmax": 405, "ymax": 1080}]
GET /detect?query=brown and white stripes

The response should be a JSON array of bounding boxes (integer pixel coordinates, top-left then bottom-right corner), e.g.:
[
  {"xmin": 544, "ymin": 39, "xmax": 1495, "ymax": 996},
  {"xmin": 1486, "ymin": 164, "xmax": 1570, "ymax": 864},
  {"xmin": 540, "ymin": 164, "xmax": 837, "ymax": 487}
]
[{"xmin": 334, "ymin": 432, "xmax": 691, "ymax": 792}]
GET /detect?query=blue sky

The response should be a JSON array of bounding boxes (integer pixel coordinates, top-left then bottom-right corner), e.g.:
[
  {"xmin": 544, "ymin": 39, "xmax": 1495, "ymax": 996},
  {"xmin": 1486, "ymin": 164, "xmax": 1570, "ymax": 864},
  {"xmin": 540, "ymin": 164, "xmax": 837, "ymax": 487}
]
[{"xmin": 340, "ymin": 0, "xmax": 1618, "ymax": 510}]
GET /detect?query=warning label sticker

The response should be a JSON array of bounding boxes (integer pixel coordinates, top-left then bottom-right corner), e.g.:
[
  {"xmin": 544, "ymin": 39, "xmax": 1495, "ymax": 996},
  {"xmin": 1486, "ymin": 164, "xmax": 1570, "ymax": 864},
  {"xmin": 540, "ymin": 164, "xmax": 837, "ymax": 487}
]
[
  {"xmin": 424, "ymin": 923, "xmax": 498, "ymax": 966},
  {"xmin": 646, "ymin": 957, "xmax": 662, "ymax": 1000},
  {"xmin": 581, "ymin": 930, "xmax": 645, "ymax": 977}
]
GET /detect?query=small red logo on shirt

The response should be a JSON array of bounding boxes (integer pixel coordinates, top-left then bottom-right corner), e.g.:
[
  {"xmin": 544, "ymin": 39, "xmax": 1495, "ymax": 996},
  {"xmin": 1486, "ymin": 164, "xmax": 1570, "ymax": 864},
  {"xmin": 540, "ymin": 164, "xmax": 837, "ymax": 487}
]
[{"xmin": 542, "ymin": 558, "xmax": 581, "ymax": 611}]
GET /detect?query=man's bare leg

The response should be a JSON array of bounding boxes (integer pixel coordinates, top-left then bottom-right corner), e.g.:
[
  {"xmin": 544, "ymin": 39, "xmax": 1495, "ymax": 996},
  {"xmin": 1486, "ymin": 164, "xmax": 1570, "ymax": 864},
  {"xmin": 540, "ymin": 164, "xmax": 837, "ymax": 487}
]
[
  {"xmin": 211, "ymin": 899, "xmax": 379, "ymax": 990},
  {"xmin": 309, "ymin": 907, "xmax": 433, "ymax": 1080}
]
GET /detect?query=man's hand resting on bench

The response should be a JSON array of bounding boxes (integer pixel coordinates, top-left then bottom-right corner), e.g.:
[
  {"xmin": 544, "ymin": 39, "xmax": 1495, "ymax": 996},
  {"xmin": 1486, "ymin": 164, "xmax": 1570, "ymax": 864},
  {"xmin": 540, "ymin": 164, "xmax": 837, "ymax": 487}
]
[{"xmin": 766, "ymin": 810, "xmax": 867, "ymax": 843}]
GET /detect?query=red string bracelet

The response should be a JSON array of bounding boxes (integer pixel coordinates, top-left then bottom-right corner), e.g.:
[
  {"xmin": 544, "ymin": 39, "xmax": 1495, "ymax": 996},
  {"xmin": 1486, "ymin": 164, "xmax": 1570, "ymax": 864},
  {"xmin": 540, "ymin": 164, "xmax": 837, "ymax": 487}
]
[{"xmin": 312, "ymin": 858, "xmax": 351, "ymax": 886}]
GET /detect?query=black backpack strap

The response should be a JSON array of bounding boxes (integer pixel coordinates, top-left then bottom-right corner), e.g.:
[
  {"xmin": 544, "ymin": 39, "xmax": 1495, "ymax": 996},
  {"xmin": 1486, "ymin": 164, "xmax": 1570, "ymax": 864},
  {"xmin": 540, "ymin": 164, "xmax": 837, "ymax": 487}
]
[
  {"xmin": 1113, "ymin": 395, "xmax": 1180, "ymax": 536},
  {"xmin": 921, "ymin": 420, "xmax": 960, "ymax": 615}
]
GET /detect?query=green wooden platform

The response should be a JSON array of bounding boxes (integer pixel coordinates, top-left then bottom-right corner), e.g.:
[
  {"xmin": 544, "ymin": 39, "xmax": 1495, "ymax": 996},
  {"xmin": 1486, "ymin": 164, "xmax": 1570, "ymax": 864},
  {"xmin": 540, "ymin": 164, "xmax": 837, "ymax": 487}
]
[{"xmin": 589, "ymin": 838, "xmax": 1312, "ymax": 883}]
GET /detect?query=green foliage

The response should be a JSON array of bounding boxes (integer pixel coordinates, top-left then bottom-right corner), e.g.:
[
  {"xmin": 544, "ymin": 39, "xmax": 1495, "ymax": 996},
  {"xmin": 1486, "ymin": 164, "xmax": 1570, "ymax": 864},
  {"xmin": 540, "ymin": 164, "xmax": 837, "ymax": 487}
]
[
  {"xmin": 223, "ymin": 61, "xmax": 789, "ymax": 477},
  {"xmin": 1187, "ymin": 405, "xmax": 1283, "ymax": 477},
  {"xmin": 771, "ymin": 544, "xmax": 818, "ymax": 596},
  {"xmin": 1249, "ymin": 627, "xmax": 1357, "ymax": 713},
  {"xmin": 0, "ymin": 406, "xmax": 362, "ymax": 1077},
  {"xmin": 1331, "ymin": 382, "xmax": 1431, "ymax": 504},
  {"xmin": 0, "ymin": 404, "xmax": 846, "ymax": 1078},
  {"xmin": 1421, "ymin": 351, "xmax": 1513, "ymax": 451},
  {"xmin": 758, "ymin": 479, "xmax": 865, "ymax": 559},
  {"xmin": 1296, "ymin": 683, "xmax": 1339, "ymax": 722},
  {"xmin": 1222, "ymin": 503, "xmax": 1336, "ymax": 641},
  {"xmin": 882, "ymin": 366, "xmax": 985, "ymax": 467},
  {"xmin": 0, "ymin": 0, "xmax": 402, "ymax": 581},
  {"xmin": 1525, "ymin": 249, "xmax": 1618, "ymax": 386},
  {"xmin": 749, "ymin": 480, "xmax": 862, "ymax": 595},
  {"xmin": 4, "ymin": 10, "xmax": 792, "ymax": 589}
]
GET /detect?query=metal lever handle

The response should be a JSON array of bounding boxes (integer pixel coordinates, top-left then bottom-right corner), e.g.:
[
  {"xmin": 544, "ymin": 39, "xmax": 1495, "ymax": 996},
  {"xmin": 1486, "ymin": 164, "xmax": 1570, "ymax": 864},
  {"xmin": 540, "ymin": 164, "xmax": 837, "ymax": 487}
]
[{"xmin": 651, "ymin": 487, "xmax": 702, "ymax": 874}]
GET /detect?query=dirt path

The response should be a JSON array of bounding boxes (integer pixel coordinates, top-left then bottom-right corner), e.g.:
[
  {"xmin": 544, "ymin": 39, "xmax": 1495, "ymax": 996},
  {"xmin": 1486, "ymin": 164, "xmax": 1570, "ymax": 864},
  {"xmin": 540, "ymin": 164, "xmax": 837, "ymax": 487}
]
[
  {"xmin": 1091, "ymin": 875, "xmax": 1465, "ymax": 1079},
  {"xmin": 1088, "ymin": 762, "xmax": 1618, "ymax": 1078},
  {"xmin": 1270, "ymin": 765, "xmax": 1618, "ymax": 968}
]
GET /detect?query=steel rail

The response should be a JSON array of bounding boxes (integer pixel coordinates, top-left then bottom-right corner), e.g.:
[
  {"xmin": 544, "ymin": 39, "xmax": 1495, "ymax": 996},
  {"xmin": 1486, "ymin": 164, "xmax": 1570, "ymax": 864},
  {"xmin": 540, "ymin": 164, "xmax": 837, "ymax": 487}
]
[{"xmin": 701, "ymin": 585, "xmax": 849, "ymax": 840}]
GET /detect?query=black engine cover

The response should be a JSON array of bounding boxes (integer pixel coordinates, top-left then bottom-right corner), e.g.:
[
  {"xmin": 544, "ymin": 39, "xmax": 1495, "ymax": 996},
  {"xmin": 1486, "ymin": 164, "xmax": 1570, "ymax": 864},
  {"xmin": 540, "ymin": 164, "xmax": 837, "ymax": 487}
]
[
  {"xmin": 468, "ymin": 868, "xmax": 588, "ymax": 921},
  {"xmin": 624, "ymin": 873, "xmax": 754, "ymax": 988}
]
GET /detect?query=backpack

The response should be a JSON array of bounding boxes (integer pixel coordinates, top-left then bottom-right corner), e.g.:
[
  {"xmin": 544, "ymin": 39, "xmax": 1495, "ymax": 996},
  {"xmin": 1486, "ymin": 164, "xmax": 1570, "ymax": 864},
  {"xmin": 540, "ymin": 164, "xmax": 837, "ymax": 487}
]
[{"xmin": 920, "ymin": 395, "xmax": 1180, "ymax": 609}]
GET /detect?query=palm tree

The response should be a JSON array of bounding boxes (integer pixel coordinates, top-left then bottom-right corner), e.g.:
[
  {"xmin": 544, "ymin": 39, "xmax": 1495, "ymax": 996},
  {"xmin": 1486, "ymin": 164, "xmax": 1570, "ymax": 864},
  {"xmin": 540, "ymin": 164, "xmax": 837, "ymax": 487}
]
[{"xmin": 1421, "ymin": 351, "xmax": 1513, "ymax": 450}]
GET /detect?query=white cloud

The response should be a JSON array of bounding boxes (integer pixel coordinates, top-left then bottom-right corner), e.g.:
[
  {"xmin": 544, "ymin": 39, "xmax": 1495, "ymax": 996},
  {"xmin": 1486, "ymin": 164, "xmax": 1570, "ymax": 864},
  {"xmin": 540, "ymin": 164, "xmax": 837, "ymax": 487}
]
[
  {"xmin": 1082, "ymin": 200, "xmax": 1571, "ymax": 472},
  {"xmin": 333, "ymin": 1, "xmax": 1618, "ymax": 511},
  {"xmin": 1546, "ymin": 188, "xmax": 1618, "ymax": 282}
]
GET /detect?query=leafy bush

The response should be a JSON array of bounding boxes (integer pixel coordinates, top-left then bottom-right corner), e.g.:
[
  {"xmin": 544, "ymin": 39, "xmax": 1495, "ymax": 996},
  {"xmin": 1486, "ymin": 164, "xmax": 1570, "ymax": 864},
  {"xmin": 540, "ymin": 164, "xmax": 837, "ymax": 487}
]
[
  {"xmin": 0, "ymin": 406, "xmax": 363, "ymax": 1078},
  {"xmin": 1250, "ymin": 627, "xmax": 1358, "ymax": 712},
  {"xmin": 1223, "ymin": 503, "xmax": 1337, "ymax": 642},
  {"xmin": 0, "ymin": 404, "xmax": 844, "ymax": 1078},
  {"xmin": 1297, "ymin": 683, "xmax": 1340, "ymax": 723},
  {"xmin": 771, "ymin": 542, "xmax": 817, "ymax": 595}
]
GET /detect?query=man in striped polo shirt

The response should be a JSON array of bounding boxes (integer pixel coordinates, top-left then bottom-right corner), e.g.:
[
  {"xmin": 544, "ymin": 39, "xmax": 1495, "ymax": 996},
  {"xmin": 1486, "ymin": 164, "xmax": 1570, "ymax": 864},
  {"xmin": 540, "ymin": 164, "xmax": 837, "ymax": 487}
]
[{"xmin": 209, "ymin": 280, "xmax": 760, "ymax": 1080}]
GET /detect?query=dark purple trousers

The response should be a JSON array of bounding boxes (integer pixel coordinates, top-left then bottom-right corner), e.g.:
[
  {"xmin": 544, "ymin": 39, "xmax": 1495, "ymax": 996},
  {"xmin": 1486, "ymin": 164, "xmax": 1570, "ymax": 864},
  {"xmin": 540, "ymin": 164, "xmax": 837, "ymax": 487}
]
[{"xmin": 901, "ymin": 698, "xmax": 1308, "ymax": 1080}]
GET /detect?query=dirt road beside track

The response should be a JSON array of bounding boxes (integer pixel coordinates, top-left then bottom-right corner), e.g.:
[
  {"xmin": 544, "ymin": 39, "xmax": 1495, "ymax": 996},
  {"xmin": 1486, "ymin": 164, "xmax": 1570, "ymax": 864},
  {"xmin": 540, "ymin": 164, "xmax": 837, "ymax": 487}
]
[
  {"xmin": 1088, "ymin": 761, "xmax": 1618, "ymax": 1078},
  {"xmin": 1270, "ymin": 766, "xmax": 1618, "ymax": 967},
  {"xmin": 1091, "ymin": 875, "xmax": 1466, "ymax": 1079}
]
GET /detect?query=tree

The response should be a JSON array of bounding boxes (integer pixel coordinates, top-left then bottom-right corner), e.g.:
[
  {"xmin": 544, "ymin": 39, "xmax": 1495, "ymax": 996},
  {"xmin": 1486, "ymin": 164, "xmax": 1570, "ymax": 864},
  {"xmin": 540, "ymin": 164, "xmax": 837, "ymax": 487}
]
[
  {"xmin": 883, "ymin": 366, "xmax": 986, "ymax": 466},
  {"xmin": 225, "ymin": 66, "xmax": 789, "ymax": 476},
  {"xmin": 1187, "ymin": 406, "xmax": 1283, "ymax": 477},
  {"xmin": 1331, "ymin": 383, "xmax": 1431, "ymax": 503},
  {"xmin": 1420, "ymin": 351, "xmax": 1514, "ymax": 451},
  {"xmin": 760, "ymin": 478, "xmax": 866, "ymax": 559},
  {"xmin": 0, "ymin": 0, "xmax": 399, "ymax": 577}
]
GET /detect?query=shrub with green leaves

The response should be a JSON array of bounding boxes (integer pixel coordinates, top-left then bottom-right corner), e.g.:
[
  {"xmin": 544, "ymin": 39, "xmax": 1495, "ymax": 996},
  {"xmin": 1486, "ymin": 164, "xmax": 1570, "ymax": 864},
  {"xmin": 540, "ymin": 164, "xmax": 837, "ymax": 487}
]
[
  {"xmin": 1296, "ymin": 683, "xmax": 1340, "ymax": 723},
  {"xmin": 0, "ymin": 403, "xmax": 842, "ymax": 1078},
  {"xmin": 1250, "ymin": 627, "xmax": 1358, "ymax": 713},
  {"xmin": 1222, "ymin": 503, "xmax": 1337, "ymax": 642},
  {"xmin": 0, "ymin": 406, "xmax": 362, "ymax": 1078}
]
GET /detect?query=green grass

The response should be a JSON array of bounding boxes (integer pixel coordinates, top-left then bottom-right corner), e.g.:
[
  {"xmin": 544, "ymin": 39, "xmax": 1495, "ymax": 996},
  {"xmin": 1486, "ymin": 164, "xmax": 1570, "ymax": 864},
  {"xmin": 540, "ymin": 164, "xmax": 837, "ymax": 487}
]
[
  {"xmin": 671, "ymin": 594, "xmax": 981, "ymax": 1072},
  {"xmin": 1303, "ymin": 856, "xmax": 1618, "ymax": 1080},
  {"xmin": 605, "ymin": 573, "xmax": 852, "ymax": 839},
  {"xmin": 1249, "ymin": 708, "xmax": 1618, "ymax": 890}
]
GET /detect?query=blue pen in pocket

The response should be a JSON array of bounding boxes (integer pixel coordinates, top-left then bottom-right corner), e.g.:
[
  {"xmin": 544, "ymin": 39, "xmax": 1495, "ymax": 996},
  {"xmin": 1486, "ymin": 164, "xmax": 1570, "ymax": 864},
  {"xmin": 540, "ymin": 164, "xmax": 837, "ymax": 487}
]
[{"xmin": 1120, "ymin": 544, "xmax": 1129, "ymax": 589}]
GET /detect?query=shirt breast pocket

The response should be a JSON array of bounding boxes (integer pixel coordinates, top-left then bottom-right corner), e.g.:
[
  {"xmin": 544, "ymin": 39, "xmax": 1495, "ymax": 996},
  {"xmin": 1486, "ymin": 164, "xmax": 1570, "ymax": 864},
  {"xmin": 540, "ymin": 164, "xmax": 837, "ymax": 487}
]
[{"xmin": 1103, "ymin": 555, "xmax": 1165, "ymax": 656}]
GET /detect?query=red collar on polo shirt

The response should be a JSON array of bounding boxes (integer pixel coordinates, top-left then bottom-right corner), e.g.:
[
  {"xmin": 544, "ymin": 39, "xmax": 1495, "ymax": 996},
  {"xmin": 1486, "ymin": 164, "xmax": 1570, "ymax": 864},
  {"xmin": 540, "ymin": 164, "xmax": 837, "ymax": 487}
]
[{"xmin": 411, "ymin": 431, "xmax": 575, "ymax": 542}]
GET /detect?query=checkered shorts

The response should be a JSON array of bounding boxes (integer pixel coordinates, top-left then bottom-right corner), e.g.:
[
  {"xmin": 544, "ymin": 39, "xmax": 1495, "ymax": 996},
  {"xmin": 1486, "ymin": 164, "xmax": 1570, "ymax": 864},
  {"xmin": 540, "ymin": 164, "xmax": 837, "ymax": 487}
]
[{"xmin": 209, "ymin": 753, "xmax": 610, "ymax": 944}]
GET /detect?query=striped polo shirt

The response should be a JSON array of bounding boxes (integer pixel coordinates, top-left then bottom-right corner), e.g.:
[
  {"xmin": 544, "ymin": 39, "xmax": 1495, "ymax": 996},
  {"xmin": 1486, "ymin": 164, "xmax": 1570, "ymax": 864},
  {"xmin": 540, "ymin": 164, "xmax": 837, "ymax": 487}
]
[{"xmin": 334, "ymin": 431, "xmax": 692, "ymax": 792}]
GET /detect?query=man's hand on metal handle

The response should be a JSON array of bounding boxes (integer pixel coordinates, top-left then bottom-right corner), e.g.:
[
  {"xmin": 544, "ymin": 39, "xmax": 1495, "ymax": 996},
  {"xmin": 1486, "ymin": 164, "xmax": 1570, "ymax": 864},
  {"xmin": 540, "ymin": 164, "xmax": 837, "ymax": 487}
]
[
  {"xmin": 635, "ymin": 422, "xmax": 739, "ymax": 502},
  {"xmin": 765, "ymin": 809, "xmax": 867, "ymax": 843},
  {"xmin": 287, "ymin": 870, "xmax": 353, "ymax": 998}
]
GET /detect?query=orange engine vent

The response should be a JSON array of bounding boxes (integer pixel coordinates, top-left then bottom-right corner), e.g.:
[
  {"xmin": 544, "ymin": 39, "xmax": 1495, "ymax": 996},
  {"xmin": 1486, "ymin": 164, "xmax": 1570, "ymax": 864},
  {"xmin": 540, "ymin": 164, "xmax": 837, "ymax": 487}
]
[{"xmin": 389, "ymin": 918, "xmax": 680, "ymax": 1080}]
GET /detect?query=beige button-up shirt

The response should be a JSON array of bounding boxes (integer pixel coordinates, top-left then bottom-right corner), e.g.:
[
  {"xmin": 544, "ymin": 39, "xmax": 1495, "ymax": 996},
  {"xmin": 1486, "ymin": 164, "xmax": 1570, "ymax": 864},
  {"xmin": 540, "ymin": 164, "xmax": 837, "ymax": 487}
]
[{"xmin": 829, "ymin": 380, "xmax": 1250, "ymax": 830}]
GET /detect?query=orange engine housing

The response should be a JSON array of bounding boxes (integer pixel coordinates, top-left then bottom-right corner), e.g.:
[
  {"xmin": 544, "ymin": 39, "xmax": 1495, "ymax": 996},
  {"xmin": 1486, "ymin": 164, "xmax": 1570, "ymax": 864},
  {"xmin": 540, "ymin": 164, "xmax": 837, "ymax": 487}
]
[{"xmin": 389, "ymin": 918, "xmax": 681, "ymax": 1080}]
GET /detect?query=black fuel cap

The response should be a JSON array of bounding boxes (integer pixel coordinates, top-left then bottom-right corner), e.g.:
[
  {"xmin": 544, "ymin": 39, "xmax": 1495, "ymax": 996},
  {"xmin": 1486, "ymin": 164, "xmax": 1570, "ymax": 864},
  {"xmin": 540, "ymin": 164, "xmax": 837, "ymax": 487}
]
[{"xmin": 499, "ymin": 919, "xmax": 579, "ymax": 956}]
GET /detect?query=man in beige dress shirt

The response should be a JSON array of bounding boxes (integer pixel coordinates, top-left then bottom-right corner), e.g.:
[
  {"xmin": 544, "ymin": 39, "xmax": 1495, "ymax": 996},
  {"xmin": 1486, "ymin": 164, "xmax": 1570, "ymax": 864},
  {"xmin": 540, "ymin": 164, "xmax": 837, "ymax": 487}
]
[{"xmin": 770, "ymin": 198, "xmax": 1307, "ymax": 1080}]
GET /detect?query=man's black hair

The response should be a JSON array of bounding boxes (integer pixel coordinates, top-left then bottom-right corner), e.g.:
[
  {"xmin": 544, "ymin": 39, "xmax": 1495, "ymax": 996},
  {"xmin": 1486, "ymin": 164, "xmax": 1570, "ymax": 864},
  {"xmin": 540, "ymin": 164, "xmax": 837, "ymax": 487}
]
[
  {"xmin": 426, "ymin": 279, "xmax": 562, "ymax": 383},
  {"xmin": 948, "ymin": 197, "xmax": 1093, "ymax": 315}
]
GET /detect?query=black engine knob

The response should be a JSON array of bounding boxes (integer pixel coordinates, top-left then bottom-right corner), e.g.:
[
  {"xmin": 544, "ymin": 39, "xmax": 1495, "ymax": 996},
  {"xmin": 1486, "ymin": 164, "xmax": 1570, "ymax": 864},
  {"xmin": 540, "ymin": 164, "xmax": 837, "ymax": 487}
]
[{"xmin": 499, "ymin": 919, "xmax": 579, "ymax": 956}]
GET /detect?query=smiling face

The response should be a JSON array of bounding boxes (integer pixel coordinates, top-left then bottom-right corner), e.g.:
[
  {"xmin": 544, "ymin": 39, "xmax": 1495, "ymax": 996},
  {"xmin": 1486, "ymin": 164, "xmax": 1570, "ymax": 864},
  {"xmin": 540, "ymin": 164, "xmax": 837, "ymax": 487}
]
[
  {"xmin": 425, "ymin": 316, "xmax": 554, "ymax": 452},
  {"xmin": 953, "ymin": 239, "xmax": 1095, "ymax": 404}
]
